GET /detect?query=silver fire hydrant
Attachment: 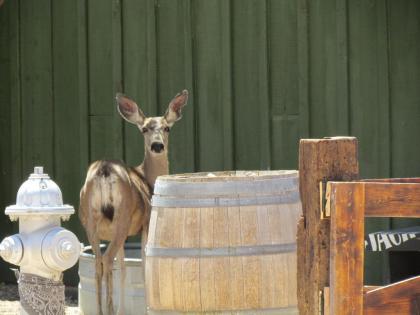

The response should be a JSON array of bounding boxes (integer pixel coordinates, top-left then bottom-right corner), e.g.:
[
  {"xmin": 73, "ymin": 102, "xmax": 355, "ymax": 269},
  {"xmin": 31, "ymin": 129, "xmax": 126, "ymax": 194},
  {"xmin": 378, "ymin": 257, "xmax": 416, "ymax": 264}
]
[{"xmin": 0, "ymin": 166, "xmax": 81, "ymax": 315}]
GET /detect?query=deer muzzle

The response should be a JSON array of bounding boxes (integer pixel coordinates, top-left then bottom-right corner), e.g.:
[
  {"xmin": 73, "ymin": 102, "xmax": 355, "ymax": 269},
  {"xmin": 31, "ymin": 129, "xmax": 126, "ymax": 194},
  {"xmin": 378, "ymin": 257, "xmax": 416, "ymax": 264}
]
[{"xmin": 151, "ymin": 142, "xmax": 165, "ymax": 153}]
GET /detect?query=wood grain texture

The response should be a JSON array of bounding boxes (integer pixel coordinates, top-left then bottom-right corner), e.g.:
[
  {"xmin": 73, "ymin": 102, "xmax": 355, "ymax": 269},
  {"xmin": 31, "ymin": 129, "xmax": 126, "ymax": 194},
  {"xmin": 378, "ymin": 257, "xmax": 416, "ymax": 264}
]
[
  {"xmin": 323, "ymin": 286, "xmax": 382, "ymax": 315},
  {"xmin": 364, "ymin": 276, "xmax": 420, "ymax": 314},
  {"xmin": 361, "ymin": 178, "xmax": 420, "ymax": 183},
  {"xmin": 52, "ymin": 0, "xmax": 89, "ymax": 284},
  {"xmin": 0, "ymin": 0, "xmax": 16, "ymax": 284},
  {"xmin": 329, "ymin": 182, "xmax": 365, "ymax": 315},
  {"xmin": 122, "ymin": 0, "xmax": 157, "ymax": 166},
  {"xmin": 324, "ymin": 182, "xmax": 420, "ymax": 217},
  {"xmin": 20, "ymin": 0, "xmax": 54, "ymax": 175},
  {"xmin": 388, "ymin": 0, "xmax": 420, "ymax": 231},
  {"xmin": 87, "ymin": 0, "xmax": 123, "ymax": 160},
  {"xmin": 155, "ymin": 0, "xmax": 195, "ymax": 174},
  {"xmin": 146, "ymin": 174, "xmax": 301, "ymax": 313},
  {"xmin": 348, "ymin": 0, "xmax": 393, "ymax": 282},
  {"xmin": 297, "ymin": 137, "xmax": 359, "ymax": 315},
  {"xmin": 193, "ymin": 0, "xmax": 233, "ymax": 172},
  {"xmin": 232, "ymin": 0, "xmax": 270, "ymax": 170},
  {"xmin": 363, "ymin": 183, "xmax": 420, "ymax": 217},
  {"xmin": 269, "ymin": 0, "xmax": 301, "ymax": 170}
]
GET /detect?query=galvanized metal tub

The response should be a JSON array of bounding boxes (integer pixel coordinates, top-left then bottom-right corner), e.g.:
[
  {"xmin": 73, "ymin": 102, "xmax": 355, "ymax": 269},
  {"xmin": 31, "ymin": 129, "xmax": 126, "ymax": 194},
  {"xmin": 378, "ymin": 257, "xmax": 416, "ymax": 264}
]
[{"xmin": 78, "ymin": 243, "xmax": 146, "ymax": 315}]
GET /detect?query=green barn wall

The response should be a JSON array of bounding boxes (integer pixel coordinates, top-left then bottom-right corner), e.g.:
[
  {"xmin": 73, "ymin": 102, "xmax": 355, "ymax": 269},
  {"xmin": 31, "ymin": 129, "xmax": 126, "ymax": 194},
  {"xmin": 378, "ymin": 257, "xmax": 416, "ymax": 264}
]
[{"xmin": 0, "ymin": 0, "xmax": 419, "ymax": 286}]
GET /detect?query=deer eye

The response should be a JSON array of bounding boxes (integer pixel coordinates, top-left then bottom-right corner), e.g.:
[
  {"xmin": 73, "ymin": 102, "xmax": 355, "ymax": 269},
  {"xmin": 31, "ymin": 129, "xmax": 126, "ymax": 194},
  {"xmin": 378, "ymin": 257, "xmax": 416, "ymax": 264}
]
[
  {"xmin": 142, "ymin": 127, "xmax": 148, "ymax": 133},
  {"xmin": 164, "ymin": 127, "xmax": 170, "ymax": 132}
]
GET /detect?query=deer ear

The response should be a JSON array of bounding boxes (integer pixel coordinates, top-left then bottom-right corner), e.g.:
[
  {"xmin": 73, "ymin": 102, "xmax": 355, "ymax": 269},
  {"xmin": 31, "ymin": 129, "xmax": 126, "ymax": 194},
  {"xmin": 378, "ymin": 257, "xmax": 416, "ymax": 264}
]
[
  {"xmin": 116, "ymin": 93, "xmax": 146, "ymax": 125},
  {"xmin": 164, "ymin": 90, "xmax": 188, "ymax": 126}
]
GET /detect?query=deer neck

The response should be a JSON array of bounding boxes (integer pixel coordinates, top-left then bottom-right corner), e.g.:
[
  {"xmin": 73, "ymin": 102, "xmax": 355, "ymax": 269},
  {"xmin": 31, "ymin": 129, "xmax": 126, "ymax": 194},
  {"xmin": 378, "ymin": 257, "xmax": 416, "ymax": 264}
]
[{"xmin": 138, "ymin": 149, "xmax": 169, "ymax": 188}]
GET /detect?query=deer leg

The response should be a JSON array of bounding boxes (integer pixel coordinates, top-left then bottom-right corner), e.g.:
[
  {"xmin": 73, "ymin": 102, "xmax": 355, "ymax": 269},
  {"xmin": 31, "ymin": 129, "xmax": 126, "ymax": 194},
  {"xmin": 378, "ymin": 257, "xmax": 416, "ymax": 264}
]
[
  {"xmin": 102, "ymin": 254, "xmax": 114, "ymax": 315},
  {"xmin": 87, "ymin": 230, "xmax": 103, "ymax": 315},
  {"xmin": 116, "ymin": 247, "xmax": 126, "ymax": 315},
  {"xmin": 103, "ymin": 228, "xmax": 128, "ymax": 315}
]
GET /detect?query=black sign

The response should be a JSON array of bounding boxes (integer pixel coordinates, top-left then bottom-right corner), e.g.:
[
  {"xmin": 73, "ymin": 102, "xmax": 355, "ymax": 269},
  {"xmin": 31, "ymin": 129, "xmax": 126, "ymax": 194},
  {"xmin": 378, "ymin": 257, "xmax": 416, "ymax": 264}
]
[{"xmin": 365, "ymin": 226, "xmax": 420, "ymax": 252}]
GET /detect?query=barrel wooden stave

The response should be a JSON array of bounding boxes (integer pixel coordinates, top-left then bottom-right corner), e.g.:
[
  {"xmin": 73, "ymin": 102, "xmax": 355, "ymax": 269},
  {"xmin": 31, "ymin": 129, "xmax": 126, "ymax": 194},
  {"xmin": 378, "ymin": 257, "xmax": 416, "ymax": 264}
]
[{"xmin": 146, "ymin": 171, "xmax": 301, "ymax": 314}]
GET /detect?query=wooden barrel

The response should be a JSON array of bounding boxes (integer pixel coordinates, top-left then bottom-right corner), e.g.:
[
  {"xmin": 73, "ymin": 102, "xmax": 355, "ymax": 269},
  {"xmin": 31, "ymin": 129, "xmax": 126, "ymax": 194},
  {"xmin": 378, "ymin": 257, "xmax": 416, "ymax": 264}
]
[
  {"xmin": 145, "ymin": 171, "xmax": 301, "ymax": 314},
  {"xmin": 79, "ymin": 243, "xmax": 146, "ymax": 315}
]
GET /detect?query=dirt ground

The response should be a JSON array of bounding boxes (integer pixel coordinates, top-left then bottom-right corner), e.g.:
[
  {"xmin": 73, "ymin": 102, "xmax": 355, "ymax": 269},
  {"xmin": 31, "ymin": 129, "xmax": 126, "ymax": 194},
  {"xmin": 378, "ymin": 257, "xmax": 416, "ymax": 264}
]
[{"xmin": 0, "ymin": 283, "xmax": 80, "ymax": 315}]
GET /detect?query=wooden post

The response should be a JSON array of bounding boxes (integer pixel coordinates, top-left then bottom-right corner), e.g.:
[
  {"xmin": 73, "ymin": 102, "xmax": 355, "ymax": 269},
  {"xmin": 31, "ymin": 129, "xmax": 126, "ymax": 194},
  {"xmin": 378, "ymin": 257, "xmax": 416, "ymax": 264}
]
[
  {"xmin": 297, "ymin": 137, "xmax": 359, "ymax": 315},
  {"xmin": 329, "ymin": 182, "xmax": 365, "ymax": 315}
]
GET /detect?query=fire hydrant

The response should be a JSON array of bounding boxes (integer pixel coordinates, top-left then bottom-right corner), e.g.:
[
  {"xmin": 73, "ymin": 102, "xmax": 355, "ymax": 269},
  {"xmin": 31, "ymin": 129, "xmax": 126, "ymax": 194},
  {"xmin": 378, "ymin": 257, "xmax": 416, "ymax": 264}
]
[{"xmin": 0, "ymin": 166, "xmax": 81, "ymax": 315}]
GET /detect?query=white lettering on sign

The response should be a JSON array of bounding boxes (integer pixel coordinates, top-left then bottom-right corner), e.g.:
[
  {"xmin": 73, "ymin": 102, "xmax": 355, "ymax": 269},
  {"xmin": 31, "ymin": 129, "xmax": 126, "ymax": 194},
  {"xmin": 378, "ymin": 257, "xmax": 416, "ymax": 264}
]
[{"xmin": 366, "ymin": 232, "xmax": 417, "ymax": 252}]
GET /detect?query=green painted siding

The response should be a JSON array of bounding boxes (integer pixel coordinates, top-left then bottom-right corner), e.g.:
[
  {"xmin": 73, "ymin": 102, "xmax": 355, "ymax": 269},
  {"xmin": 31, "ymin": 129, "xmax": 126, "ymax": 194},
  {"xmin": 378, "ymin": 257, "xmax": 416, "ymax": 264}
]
[{"xmin": 0, "ymin": 0, "xmax": 419, "ymax": 286}]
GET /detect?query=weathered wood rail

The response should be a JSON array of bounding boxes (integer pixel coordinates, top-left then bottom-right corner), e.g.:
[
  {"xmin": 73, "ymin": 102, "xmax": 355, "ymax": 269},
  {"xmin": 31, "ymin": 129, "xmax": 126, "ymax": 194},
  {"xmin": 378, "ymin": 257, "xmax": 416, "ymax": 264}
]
[{"xmin": 298, "ymin": 137, "xmax": 420, "ymax": 315}]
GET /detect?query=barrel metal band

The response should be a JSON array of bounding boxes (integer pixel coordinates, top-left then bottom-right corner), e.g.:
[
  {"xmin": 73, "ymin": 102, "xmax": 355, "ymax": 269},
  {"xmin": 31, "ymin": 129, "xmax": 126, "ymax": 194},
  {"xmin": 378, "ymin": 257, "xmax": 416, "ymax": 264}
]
[
  {"xmin": 154, "ymin": 176, "xmax": 298, "ymax": 197},
  {"xmin": 147, "ymin": 307, "xmax": 298, "ymax": 314},
  {"xmin": 146, "ymin": 243, "xmax": 296, "ymax": 258},
  {"xmin": 151, "ymin": 191, "xmax": 300, "ymax": 208}
]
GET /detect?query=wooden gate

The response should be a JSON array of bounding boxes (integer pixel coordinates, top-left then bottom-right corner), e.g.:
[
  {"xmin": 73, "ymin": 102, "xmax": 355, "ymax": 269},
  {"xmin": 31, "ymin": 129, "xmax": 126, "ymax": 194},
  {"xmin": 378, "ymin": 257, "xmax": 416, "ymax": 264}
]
[
  {"xmin": 297, "ymin": 137, "xmax": 420, "ymax": 315},
  {"xmin": 325, "ymin": 179, "xmax": 420, "ymax": 314}
]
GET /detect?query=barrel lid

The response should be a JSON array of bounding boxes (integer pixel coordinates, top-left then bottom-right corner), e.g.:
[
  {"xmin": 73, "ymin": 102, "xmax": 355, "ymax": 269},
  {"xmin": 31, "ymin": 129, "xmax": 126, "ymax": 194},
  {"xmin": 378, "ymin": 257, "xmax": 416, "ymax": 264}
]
[
  {"xmin": 152, "ymin": 170, "xmax": 300, "ymax": 208},
  {"xmin": 156, "ymin": 170, "xmax": 298, "ymax": 182}
]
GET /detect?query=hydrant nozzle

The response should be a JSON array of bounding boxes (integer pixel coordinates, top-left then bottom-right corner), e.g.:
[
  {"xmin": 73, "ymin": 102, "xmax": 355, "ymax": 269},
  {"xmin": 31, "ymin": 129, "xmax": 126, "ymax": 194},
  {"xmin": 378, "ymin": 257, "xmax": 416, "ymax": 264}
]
[{"xmin": 0, "ymin": 235, "xmax": 23, "ymax": 265}]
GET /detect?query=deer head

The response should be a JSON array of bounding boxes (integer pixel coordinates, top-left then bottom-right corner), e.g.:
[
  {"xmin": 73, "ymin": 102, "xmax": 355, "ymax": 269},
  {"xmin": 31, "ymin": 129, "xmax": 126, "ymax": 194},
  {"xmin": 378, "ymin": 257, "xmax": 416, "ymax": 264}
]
[{"xmin": 116, "ymin": 90, "xmax": 188, "ymax": 154}]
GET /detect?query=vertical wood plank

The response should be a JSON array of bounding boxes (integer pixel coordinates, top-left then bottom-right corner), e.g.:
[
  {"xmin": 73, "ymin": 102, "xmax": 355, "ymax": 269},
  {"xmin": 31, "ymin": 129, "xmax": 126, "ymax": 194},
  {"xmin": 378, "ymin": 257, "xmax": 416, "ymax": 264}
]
[
  {"xmin": 157, "ymin": 208, "xmax": 175, "ymax": 309},
  {"xmin": 8, "ymin": 0, "xmax": 23, "ymax": 194},
  {"xmin": 232, "ymin": 0, "xmax": 270, "ymax": 170},
  {"xmin": 308, "ymin": 0, "xmax": 342, "ymax": 137},
  {"xmin": 20, "ymin": 0, "xmax": 54, "ymax": 175},
  {"xmin": 0, "ymin": 0, "xmax": 11, "ymax": 213},
  {"xmin": 193, "ymin": 0, "xmax": 233, "ymax": 171},
  {"xmin": 227, "ymin": 206, "xmax": 244, "ymax": 309},
  {"xmin": 155, "ymin": 0, "xmax": 195, "ymax": 174},
  {"xmin": 240, "ymin": 205, "xmax": 261, "ymax": 309},
  {"xmin": 51, "ymin": 0, "xmax": 88, "ymax": 220},
  {"xmin": 269, "ymin": 0, "xmax": 300, "ymax": 169},
  {"xmin": 181, "ymin": 208, "xmax": 201, "ymax": 311},
  {"xmin": 213, "ymin": 207, "xmax": 230, "ymax": 310},
  {"xmin": 388, "ymin": 0, "xmax": 420, "ymax": 230},
  {"xmin": 336, "ymin": 0, "xmax": 350, "ymax": 134},
  {"xmin": 172, "ymin": 207, "xmax": 184, "ymax": 310},
  {"xmin": 257, "ymin": 205, "xmax": 274, "ymax": 308},
  {"xmin": 52, "ymin": 0, "xmax": 88, "ymax": 286},
  {"xmin": 297, "ymin": 0, "xmax": 310, "ymax": 138},
  {"xmin": 88, "ymin": 0, "xmax": 123, "ymax": 161},
  {"xmin": 348, "ymin": 0, "xmax": 392, "ymax": 285},
  {"xmin": 297, "ymin": 137, "xmax": 359, "ymax": 315},
  {"xmin": 329, "ymin": 183, "xmax": 364, "ymax": 315},
  {"xmin": 199, "ymin": 208, "xmax": 215, "ymax": 311},
  {"xmin": 0, "ymin": 0, "xmax": 16, "ymax": 283},
  {"xmin": 122, "ymin": 0, "xmax": 157, "ymax": 166}
]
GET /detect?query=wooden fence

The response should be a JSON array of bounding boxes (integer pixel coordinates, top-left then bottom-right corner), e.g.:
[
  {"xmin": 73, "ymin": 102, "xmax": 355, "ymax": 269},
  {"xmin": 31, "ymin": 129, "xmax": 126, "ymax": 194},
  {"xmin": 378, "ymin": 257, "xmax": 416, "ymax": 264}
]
[{"xmin": 298, "ymin": 137, "xmax": 420, "ymax": 314}]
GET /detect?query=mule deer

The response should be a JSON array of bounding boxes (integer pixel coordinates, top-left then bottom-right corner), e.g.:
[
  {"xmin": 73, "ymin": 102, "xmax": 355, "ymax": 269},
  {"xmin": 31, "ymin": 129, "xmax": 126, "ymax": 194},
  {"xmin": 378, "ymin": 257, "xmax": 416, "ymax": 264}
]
[{"xmin": 79, "ymin": 90, "xmax": 188, "ymax": 315}]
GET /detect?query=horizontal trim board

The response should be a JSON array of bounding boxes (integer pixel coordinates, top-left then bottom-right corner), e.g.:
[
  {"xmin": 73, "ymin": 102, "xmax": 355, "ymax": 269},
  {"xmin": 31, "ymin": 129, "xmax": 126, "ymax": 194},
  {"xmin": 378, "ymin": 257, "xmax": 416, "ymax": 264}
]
[
  {"xmin": 328, "ymin": 182, "xmax": 420, "ymax": 218},
  {"xmin": 145, "ymin": 243, "xmax": 297, "ymax": 258}
]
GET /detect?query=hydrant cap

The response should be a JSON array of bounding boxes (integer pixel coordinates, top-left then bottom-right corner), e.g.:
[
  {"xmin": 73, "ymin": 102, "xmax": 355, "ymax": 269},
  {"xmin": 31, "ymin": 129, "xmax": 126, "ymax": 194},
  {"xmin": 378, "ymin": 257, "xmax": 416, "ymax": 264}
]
[{"xmin": 5, "ymin": 166, "xmax": 74, "ymax": 218}]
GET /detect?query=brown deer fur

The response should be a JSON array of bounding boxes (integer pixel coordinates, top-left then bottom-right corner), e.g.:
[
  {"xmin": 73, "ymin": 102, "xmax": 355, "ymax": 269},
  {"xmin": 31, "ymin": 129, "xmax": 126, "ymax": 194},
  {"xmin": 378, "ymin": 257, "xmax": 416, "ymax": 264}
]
[{"xmin": 79, "ymin": 90, "xmax": 188, "ymax": 315}]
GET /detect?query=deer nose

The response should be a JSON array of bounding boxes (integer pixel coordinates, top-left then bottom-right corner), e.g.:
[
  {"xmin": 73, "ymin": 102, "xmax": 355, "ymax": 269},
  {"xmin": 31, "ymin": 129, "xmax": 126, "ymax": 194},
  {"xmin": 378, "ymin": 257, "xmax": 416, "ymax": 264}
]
[{"xmin": 151, "ymin": 142, "xmax": 164, "ymax": 153}]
